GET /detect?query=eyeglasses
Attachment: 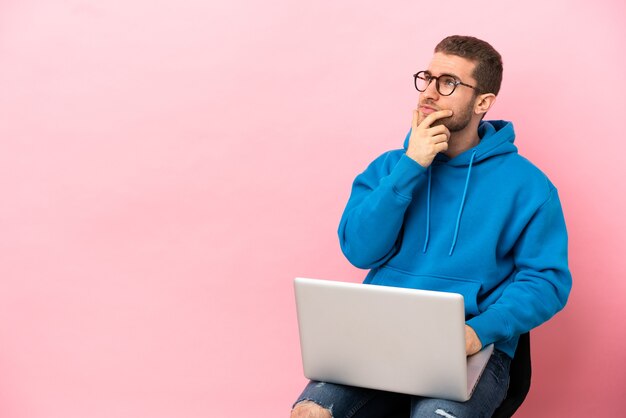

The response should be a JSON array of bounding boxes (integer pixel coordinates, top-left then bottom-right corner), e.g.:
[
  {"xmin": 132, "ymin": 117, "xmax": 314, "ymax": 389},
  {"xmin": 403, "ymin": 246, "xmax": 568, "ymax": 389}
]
[{"xmin": 413, "ymin": 71, "xmax": 477, "ymax": 96}]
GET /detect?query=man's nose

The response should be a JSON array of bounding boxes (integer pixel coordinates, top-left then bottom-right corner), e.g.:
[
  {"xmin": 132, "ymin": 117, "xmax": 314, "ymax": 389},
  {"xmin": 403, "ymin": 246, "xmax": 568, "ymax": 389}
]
[{"xmin": 421, "ymin": 79, "xmax": 439, "ymax": 100}]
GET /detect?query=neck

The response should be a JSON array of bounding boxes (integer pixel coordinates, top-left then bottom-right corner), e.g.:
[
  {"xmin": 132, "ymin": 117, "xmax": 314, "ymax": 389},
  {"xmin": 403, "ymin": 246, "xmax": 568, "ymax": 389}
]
[{"xmin": 444, "ymin": 120, "xmax": 481, "ymax": 159}]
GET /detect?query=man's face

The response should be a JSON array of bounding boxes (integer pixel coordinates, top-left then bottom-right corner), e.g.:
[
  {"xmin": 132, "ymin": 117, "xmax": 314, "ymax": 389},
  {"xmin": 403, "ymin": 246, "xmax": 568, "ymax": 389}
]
[{"xmin": 417, "ymin": 53, "xmax": 478, "ymax": 132}]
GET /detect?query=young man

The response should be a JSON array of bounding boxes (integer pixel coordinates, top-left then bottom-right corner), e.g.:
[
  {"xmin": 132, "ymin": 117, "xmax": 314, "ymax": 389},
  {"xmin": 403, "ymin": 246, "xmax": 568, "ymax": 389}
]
[{"xmin": 291, "ymin": 35, "xmax": 572, "ymax": 418}]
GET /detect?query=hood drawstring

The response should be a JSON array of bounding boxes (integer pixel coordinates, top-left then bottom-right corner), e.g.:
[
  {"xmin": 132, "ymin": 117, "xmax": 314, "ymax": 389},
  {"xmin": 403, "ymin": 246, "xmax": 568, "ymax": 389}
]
[
  {"xmin": 422, "ymin": 166, "xmax": 432, "ymax": 253},
  {"xmin": 449, "ymin": 150, "xmax": 477, "ymax": 255},
  {"xmin": 421, "ymin": 149, "xmax": 477, "ymax": 256}
]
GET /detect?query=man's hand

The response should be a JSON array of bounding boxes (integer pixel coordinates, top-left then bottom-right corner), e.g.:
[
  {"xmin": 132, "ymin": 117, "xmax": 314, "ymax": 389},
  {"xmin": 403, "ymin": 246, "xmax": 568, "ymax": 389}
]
[
  {"xmin": 406, "ymin": 109, "xmax": 453, "ymax": 168},
  {"xmin": 465, "ymin": 325, "xmax": 483, "ymax": 356}
]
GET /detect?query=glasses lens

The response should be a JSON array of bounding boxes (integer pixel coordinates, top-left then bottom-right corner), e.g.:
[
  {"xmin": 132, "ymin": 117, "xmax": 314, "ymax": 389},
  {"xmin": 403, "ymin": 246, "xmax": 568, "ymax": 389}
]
[
  {"xmin": 437, "ymin": 75, "xmax": 458, "ymax": 96},
  {"xmin": 415, "ymin": 72, "xmax": 429, "ymax": 92}
]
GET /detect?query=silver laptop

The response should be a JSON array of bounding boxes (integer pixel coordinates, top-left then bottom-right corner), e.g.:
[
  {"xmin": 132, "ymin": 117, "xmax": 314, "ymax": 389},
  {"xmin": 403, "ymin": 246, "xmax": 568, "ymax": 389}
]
[{"xmin": 294, "ymin": 277, "xmax": 494, "ymax": 402}]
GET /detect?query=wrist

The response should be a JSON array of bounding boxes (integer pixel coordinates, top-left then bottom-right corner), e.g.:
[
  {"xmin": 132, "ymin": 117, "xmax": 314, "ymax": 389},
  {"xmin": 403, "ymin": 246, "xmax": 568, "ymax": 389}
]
[{"xmin": 405, "ymin": 151, "xmax": 431, "ymax": 168}]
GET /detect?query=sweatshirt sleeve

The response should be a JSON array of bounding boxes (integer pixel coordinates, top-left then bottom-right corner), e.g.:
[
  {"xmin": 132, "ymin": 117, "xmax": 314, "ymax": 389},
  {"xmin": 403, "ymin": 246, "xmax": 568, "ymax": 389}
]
[
  {"xmin": 467, "ymin": 186, "xmax": 572, "ymax": 346},
  {"xmin": 338, "ymin": 152, "xmax": 427, "ymax": 269}
]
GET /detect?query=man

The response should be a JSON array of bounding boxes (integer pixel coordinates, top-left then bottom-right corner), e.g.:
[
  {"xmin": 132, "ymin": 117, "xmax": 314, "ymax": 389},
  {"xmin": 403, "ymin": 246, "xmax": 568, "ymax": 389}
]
[{"xmin": 291, "ymin": 35, "xmax": 572, "ymax": 418}]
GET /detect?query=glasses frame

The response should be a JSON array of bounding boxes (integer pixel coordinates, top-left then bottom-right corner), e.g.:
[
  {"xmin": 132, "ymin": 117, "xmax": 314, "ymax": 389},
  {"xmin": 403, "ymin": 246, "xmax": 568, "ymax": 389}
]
[{"xmin": 413, "ymin": 71, "xmax": 477, "ymax": 96}]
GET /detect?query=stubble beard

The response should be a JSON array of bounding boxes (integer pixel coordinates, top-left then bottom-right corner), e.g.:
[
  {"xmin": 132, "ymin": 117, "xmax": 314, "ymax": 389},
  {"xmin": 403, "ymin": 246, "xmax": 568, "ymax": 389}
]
[
  {"xmin": 431, "ymin": 102, "xmax": 474, "ymax": 132},
  {"xmin": 421, "ymin": 93, "xmax": 476, "ymax": 132}
]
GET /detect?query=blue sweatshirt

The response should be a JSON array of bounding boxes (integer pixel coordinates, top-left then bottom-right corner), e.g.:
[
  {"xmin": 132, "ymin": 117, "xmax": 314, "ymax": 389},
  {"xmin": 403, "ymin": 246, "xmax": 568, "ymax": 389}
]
[{"xmin": 338, "ymin": 120, "xmax": 572, "ymax": 357}]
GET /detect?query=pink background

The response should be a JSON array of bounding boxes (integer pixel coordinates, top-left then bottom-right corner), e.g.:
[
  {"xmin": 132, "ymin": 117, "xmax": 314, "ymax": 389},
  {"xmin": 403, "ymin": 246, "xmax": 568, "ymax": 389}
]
[{"xmin": 1, "ymin": 1, "xmax": 624, "ymax": 417}]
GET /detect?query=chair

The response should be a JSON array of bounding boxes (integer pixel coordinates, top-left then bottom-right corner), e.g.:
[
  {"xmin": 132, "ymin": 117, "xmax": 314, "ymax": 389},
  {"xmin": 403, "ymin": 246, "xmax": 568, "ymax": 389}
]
[
  {"xmin": 385, "ymin": 332, "xmax": 532, "ymax": 418},
  {"xmin": 492, "ymin": 332, "xmax": 532, "ymax": 417}
]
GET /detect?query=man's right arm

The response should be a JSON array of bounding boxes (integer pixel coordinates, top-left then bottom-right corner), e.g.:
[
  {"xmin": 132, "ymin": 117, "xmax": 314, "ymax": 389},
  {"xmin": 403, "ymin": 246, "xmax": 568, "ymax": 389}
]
[
  {"xmin": 337, "ymin": 110, "xmax": 453, "ymax": 269},
  {"xmin": 338, "ymin": 152, "xmax": 425, "ymax": 269}
]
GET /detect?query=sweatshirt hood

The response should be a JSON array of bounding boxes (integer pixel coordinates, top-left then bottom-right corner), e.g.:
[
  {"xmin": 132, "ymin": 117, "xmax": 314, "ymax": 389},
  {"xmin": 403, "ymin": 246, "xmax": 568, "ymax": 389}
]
[{"xmin": 405, "ymin": 120, "xmax": 518, "ymax": 255}]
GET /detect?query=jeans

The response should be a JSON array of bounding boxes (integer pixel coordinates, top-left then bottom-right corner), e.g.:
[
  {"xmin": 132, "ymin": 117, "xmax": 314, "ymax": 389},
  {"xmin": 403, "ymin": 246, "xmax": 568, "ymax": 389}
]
[{"xmin": 293, "ymin": 349, "xmax": 511, "ymax": 418}]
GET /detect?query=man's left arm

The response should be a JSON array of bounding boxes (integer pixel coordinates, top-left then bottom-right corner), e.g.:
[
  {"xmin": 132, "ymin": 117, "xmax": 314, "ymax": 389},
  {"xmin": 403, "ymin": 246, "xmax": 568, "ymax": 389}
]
[{"xmin": 466, "ymin": 186, "xmax": 573, "ymax": 350}]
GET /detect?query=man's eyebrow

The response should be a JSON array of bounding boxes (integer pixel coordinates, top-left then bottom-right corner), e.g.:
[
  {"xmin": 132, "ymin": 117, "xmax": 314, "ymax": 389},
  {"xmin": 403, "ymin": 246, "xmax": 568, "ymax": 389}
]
[{"xmin": 426, "ymin": 70, "xmax": 462, "ymax": 79}]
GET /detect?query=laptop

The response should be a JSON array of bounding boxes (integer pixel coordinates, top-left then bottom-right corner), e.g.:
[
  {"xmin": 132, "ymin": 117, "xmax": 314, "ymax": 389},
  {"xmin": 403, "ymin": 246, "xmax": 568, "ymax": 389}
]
[{"xmin": 294, "ymin": 277, "xmax": 494, "ymax": 402}]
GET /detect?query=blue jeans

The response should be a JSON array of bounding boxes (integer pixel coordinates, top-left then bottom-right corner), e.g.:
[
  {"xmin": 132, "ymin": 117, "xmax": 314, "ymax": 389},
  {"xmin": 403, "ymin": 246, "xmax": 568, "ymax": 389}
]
[{"xmin": 293, "ymin": 350, "xmax": 511, "ymax": 418}]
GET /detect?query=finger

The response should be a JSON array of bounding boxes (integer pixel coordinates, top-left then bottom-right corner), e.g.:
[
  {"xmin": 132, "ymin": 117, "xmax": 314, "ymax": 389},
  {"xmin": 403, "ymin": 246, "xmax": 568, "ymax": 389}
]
[
  {"xmin": 412, "ymin": 109, "xmax": 418, "ymax": 129},
  {"xmin": 427, "ymin": 124, "xmax": 451, "ymax": 135},
  {"xmin": 431, "ymin": 133, "xmax": 450, "ymax": 144},
  {"xmin": 435, "ymin": 142, "xmax": 449, "ymax": 153},
  {"xmin": 428, "ymin": 129, "xmax": 451, "ymax": 143},
  {"xmin": 421, "ymin": 109, "xmax": 453, "ymax": 128}
]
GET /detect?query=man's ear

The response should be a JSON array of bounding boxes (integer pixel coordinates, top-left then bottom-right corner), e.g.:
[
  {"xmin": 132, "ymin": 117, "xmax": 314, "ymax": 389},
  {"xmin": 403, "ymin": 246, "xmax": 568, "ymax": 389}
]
[{"xmin": 474, "ymin": 93, "xmax": 496, "ymax": 116}]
